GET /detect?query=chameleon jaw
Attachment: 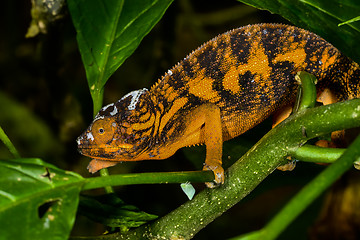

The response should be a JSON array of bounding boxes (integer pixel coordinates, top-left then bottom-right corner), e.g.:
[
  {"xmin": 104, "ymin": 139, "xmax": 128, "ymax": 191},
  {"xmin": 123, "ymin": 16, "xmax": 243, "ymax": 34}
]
[
  {"xmin": 77, "ymin": 143, "xmax": 135, "ymax": 161},
  {"xmin": 83, "ymin": 146, "xmax": 152, "ymax": 173}
]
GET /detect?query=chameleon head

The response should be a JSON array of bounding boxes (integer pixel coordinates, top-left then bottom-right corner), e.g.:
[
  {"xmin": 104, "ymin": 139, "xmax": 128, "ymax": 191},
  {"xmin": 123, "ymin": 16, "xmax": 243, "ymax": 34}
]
[{"xmin": 77, "ymin": 88, "xmax": 155, "ymax": 162}]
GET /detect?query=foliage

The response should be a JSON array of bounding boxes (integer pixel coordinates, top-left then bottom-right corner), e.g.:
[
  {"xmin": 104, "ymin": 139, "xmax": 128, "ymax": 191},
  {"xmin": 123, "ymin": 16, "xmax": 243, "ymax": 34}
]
[
  {"xmin": 1, "ymin": 0, "xmax": 360, "ymax": 239},
  {"xmin": 238, "ymin": 0, "xmax": 360, "ymax": 62},
  {"xmin": 67, "ymin": 0, "xmax": 173, "ymax": 113},
  {"xmin": 0, "ymin": 158, "xmax": 83, "ymax": 240},
  {"xmin": 78, "ymin": 194, "xmax": 158, "ymax": 230}
]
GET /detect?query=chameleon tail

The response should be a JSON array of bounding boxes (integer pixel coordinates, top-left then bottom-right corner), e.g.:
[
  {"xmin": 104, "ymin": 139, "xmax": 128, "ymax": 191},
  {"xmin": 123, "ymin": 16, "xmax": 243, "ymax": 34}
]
[
  {"xmin": 345, "ymin": 62, "xmax": 360, "ymax": 100},
  {"xmin": 321, "ymin": 55, "xmax": 360, "ymax": 101}
]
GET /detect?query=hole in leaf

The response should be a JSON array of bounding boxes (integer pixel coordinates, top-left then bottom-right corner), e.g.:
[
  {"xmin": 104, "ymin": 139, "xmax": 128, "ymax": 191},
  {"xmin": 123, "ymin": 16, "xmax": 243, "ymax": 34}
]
[{"xmin": 38, "ymin": 200, "xmax": 59, "ymax": 219}]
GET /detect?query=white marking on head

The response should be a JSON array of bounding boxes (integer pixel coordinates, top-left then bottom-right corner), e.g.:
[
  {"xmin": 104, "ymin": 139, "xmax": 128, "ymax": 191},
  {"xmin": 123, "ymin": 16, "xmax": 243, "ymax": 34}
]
[
  {"xmin": 93, "ymin": 103, "xmax": 116, "ymax": 120},
  {"xmin": 87, "ymin": 132, "xmax": 94, "ymax": 141},
  {"xmin": 110, "ymin": 106, "xmax": 118, "ymax": 116},
  {"xmin": 93, "ymin": 114, "xmax": 105, "ymax": 121},
  {"xmin": 121, "ymin": 88, "xmax": 148, "ymax": 110},
  {"xmin": 102, "ymin": 103, "xmax": 114, "ymax": 111},
  {"xmin": 76, "ymin": 136, "xmax": 83, "ymax": 145}
]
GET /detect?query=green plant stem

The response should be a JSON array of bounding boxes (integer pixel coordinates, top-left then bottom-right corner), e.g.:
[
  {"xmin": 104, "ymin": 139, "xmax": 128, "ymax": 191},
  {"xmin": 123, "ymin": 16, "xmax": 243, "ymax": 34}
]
[
  {"xmin": 99, "ymin": 169, "xmax": 114, "ymax": 194},
  {"xmin": 82, "ymin": 171, "xmax": 214, "ymax": 191},
  {"xmin": 294, "ymin": 71, "xmax": 317, "ymax": 112},
  {"xmin": 257, "ymin": 133, "xmax": 360, "ymax": 240},
  {"xmin": 101, "ymin": 99, "xmax": 360, "ymax": 239},
  {"xmin": 92, "ymin": 88, "xmax": 104, "ymax": 118},
  {"xmin": 0, "ymin": 126, "xmax": 20, "ymax": 159},
  {"xmin": 292, "ymin": 144, "xmax": 345, "ymax": 163}
]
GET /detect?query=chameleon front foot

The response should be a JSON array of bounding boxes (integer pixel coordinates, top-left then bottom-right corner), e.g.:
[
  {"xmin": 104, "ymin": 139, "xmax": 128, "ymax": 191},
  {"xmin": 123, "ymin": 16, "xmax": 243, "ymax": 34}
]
[
  {"xmin": 203, "ymin": 163, "xmax": 225, "ymax": 188},
  {"xmin": 87, "ymin": 159, "xmax": 118, "ymax": 173}
]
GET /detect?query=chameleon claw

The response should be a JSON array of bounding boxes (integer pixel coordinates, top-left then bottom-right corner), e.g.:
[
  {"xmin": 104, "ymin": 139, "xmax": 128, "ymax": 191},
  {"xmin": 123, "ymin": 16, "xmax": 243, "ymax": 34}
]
[{"xmin": 203, "ymin": 164, "xmax": 225, "ymax": 188}]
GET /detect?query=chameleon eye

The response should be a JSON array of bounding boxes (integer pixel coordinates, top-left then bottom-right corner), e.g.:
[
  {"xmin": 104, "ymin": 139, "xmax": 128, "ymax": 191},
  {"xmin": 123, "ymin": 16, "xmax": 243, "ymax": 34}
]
[
  {"xmin": 98, "ymin": 128, "xmax": 105, "ymax": 134},
  {"xmin": 91, "ymin": 119, "xmax": 116, "ymax": 144}
]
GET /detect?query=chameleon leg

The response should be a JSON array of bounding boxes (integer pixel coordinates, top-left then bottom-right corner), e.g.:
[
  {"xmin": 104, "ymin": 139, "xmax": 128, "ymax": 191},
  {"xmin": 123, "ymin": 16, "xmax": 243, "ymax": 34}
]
[
  {"xmin": 179, "ymin": 103, "xmax": 225, "ymax": 187},
  {"xmin": 194, "ymin": 104, "xmax": 224, "ymax": 187}
]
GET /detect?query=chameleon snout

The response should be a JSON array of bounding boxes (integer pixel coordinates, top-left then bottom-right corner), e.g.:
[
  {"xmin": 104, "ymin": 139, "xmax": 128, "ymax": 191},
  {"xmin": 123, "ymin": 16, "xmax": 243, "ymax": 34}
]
[{"xmin": 76, "ymin": 129, "xmax": 95, "ymax": 152}]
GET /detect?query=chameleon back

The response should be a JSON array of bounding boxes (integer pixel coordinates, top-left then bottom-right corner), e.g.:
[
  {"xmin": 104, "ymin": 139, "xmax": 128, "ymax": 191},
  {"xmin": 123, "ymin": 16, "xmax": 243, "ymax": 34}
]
[{"xmin": 150, "ymin": 23, "xmax": 360, "ymax": 141}]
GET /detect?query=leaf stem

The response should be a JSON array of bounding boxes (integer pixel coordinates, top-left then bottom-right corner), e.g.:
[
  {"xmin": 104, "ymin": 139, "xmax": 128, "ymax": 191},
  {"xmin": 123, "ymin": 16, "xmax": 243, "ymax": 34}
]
[
  {"xmin": 0, "ymin": 126, "xmax": 20, "ymax": 159},
  {"xmin": 92, "ymin": 88, "xmax": 104, "ymax": 117}
]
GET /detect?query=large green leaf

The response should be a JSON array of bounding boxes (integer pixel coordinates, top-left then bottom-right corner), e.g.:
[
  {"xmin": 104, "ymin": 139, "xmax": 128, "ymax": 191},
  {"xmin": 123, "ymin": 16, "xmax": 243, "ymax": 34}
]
[
  {"xmin": 238, "ymin": 0, "xmax": 360, "ymax": 63},
  {"xmin": 78, "ymin": 194, "xmax": 157, "ymax": 230},
  {"xmin": 67, "ymin": 0, "xmax": 173, "ymax": 111},
  {"xmin": 0, "ymin": 158, "xmax": 84, "ymax": 240}
]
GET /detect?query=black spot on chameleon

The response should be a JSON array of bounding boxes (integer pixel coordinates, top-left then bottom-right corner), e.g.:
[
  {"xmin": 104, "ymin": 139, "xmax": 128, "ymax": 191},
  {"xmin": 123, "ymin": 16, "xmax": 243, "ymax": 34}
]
[{"xmin": 229, "ymin": 31, "xmax": 251, "ymax": 64}]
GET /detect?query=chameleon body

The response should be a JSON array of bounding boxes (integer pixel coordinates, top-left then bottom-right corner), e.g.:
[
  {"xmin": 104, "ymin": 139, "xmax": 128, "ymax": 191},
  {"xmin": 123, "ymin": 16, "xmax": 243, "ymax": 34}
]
[{"xmin": 77, "ymin": 23, "xmax": 360, "ymax": 185}]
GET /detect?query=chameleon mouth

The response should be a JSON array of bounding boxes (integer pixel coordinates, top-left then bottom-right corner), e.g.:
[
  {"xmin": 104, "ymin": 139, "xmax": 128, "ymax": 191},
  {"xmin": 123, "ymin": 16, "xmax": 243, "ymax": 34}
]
[
  {"xmin": 77, "ymin": 144, "xmax": 135, "ymax": 159},
  {"xmin": 77, "ymin": 143, "xmax": 133, "ymax": 151}
]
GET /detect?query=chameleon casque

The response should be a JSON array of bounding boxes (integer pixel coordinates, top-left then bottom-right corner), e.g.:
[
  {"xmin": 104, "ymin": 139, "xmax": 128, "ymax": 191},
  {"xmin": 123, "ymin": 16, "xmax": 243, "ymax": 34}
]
[{"xmin": 77, "ymin": 23, "xmax": 360, "ymax": 186}]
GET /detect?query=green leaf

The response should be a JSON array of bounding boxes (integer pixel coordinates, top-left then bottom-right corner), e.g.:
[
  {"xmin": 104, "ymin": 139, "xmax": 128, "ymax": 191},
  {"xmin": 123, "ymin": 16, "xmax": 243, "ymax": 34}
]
[
  {"xmin": 238, "ymin": 0, "xmax": 360, "ymax": 63},
  {"xmin": 78, "ymin": 194, "xmax": 157, "ymax": 230},
  {"xmin": 0, "ymin": 158, "xmax": 84, "ymax": 240},
  {"xmin": 67, "ymin": 0, "xmax": 174, "ymax": 112}
]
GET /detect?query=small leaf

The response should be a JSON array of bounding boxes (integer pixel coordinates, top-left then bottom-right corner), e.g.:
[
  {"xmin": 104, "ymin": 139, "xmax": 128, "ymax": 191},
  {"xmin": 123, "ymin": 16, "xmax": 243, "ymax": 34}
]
[
  {"xmin": 339, "ymin": 16, "xmax": 360, "ymax": 26},
  {"xmin": 0, "ymin": 158, "xmax": 84, "ymax": 240},
  {"xmin": 67, "ymin": 0, "xmax": 174, "ymax": 111},
  {"xmin": 180, "ymin": 182, "xmax": 196, "ymax": 200},
  {"xmin": 78, "ymin": 194, "xmax": 158, "ymax": 231}
]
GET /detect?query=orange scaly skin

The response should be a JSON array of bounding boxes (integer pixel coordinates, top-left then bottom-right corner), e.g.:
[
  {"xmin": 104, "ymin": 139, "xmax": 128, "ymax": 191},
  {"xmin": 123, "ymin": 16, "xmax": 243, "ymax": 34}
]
[{"xmin": 77, "ymin": 23, "xmax": 360, "ymax": 186}]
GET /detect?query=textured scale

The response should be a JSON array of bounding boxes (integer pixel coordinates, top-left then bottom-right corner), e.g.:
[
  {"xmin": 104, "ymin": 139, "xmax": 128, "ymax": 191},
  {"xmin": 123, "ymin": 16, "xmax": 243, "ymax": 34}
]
[{"xmin": 77, "ymin": 23, "xmax": 360, "ymax": 186}]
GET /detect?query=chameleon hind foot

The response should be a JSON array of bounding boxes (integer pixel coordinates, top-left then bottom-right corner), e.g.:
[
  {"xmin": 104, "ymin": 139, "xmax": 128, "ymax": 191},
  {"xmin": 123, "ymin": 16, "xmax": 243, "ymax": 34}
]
[{"xmin": 203, "ymin": 163, "xmax": 224, "ymax": 188}]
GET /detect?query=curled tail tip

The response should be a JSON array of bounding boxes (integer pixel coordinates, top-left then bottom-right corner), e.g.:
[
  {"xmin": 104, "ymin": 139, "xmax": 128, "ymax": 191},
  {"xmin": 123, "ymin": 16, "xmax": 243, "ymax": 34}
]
[{"xmin": 347, "ymin": 63, "xmax": 360, "ymax": 99}]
